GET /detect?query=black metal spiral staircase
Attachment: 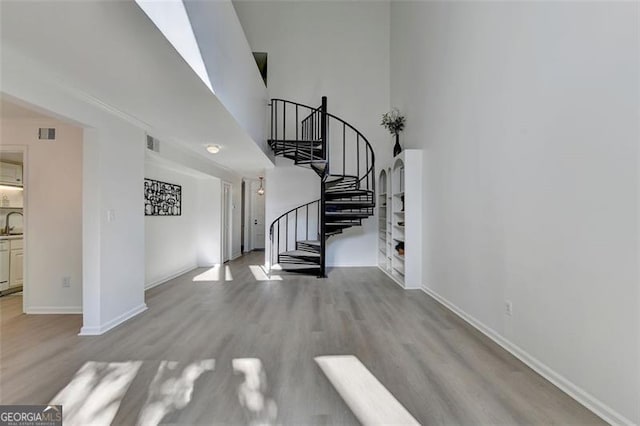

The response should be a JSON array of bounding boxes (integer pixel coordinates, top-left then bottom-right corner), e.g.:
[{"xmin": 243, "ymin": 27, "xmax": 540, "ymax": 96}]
[{"xmin": 268, "ymin": 97, "xmax": 375, "ymax": 277}]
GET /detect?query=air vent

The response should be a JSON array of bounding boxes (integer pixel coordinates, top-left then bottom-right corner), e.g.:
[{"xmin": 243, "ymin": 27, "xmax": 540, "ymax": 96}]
[
  {"xmin": 38, "ymin": 128, "xmax": 56, "ymax": 140},
  {"xmin": 146, "ymin": 135, "xmax": 160, "ymax": 153}
]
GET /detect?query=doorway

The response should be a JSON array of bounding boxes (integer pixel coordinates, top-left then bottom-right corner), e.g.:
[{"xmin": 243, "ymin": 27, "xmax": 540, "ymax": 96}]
[
  {"xmin": 222, "ymin": 182, "xmax": 232, "ymax": 262},
  {"xmin": 251, "ymin": 181, "xmax": 265, "ymax": 250},
  {"xmin": 0, "ymin": 150, "xmax": 25, "ymax": 307}
]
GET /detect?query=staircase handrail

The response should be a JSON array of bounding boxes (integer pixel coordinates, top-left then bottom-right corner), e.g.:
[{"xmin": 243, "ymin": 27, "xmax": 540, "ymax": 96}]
[
  {"xmin": 268, "ymin": 199, "xmax": 321, "ymax": 241},
  {"xmin": 325, "ymin": 111, "xmax": 375, "ymax": 190}
]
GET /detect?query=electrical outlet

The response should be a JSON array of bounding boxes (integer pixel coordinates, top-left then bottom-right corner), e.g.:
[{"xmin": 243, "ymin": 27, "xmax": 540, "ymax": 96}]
[
  {"xmin": 505, "ymin": 300, "xmax": 513, "ymax": 316},
  {"xmin": 62, "ymin": 276, "xmax": 71, "ymax": 288}
]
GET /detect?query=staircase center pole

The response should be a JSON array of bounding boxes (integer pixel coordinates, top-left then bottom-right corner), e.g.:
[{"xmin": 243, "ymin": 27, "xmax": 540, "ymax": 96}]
[{"xmin": 319, "ymin": 96, "xmax": 328, "ymax": 278}]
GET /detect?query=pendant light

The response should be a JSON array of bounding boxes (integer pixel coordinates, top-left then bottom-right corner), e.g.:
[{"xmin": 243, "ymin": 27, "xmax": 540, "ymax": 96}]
[{"xmin": 257, "ymin": 176, "xmax": 265, "ymax": 196}]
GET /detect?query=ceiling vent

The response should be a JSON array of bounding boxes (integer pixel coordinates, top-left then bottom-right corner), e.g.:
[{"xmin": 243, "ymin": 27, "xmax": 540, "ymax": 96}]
[
  {"xmin": 38, "ymin": 128, "xmax": 56, "ymax": 140},
  {"xmin": 146, "ymin": 135, "xmax": 160, "ymax": 153}
]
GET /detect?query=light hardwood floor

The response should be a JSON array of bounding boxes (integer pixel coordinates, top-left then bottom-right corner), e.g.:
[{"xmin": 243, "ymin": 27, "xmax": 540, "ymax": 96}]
[{"xmin": 0, "ymin": 252, "xmax": 604, "ymax": 425}]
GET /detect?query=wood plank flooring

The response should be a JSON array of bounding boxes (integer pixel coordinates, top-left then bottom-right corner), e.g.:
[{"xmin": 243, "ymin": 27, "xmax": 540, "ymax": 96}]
[{"xmin": 0, "ymin": 252, "xmax": 604, "ymax": 425}]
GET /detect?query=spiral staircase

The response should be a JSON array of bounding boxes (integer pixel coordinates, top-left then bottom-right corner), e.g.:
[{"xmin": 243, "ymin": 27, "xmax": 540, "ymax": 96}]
[{"xmin": 268, "ymin": 97, "xmax": 376, "ymax": 277}]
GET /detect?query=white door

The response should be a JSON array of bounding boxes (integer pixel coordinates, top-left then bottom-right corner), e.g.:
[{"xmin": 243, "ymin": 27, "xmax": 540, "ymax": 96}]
[
  {"xmin": 251, "ymin": 181, "xmax": 265, "ymax": 250},
  {"xmin": 222, "ymin": 183, "xmax": 232, "ymax": 262}
]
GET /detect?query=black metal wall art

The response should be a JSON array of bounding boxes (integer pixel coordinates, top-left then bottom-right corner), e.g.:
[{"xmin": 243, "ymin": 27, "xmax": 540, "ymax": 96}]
[{"xmin": 144, "ymin": 178, "xmax": 182, "ymax": 216}]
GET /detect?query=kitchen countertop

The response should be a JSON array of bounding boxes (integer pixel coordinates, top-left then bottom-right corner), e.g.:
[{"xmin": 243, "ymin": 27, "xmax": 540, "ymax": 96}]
[{"xmin": 0, "ymin": 235, "xmax": 23, "ymax": 240}]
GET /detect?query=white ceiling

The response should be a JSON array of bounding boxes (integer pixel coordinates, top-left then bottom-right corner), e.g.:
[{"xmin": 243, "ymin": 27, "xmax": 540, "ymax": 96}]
[{"xmin": 0, "ymin": 0, "xmax": 273, "ymax": 177}]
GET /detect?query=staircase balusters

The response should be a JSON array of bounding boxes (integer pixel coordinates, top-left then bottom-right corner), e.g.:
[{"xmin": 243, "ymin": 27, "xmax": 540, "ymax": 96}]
[{"xmin": 267, "ymin": 97, "xmax": 375, "ymax": 277}]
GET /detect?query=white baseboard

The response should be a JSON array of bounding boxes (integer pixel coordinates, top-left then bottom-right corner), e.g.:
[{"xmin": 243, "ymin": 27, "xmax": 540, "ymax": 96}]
[
  {"xmin": 329, "ymin": 262, "xmax": 377, "ymax": 267},
  {"xmin": 78, "ymin": 303, "xmax": 147, "ymax": 336},
  {"xmin": 377, "ymin": 265, "xmax": 405, "ymax": 289},
  {"xmin": 145, "ymin": 264, "xmax": 198, "ymax": 290},
  {"xmin": 25, "ymin": 306, "xmax": 82, "ymax": 314},
  {"xmin": 420, "ymin": 285, "xmax": 634, "ymax": 426}
]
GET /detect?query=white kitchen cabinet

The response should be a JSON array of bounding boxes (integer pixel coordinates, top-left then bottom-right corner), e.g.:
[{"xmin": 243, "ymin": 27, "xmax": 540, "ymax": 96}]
[
  {"xmin": 0, "ymin": 162, "xmax": 23, "ymax": 187},
  {"xmin": 9, "ymin": 239, "xmax": 23, "ymax": 288},
  {"xmin": 0, "ymin": 241, "xmax": 9, "ymax": 291}
]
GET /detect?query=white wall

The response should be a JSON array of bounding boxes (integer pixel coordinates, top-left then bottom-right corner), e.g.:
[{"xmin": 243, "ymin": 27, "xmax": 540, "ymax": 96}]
[
  {"xmin": 148, "ymin": 141, "xmax": 244, "ymax": 261},
  {"xmin": 0, "ymin": 120, "xmax": 83, "ymax": 313},
  {"xmin": 234, "ymin": 1, "xmax": 391, "ymax": 266},
  {"xmin": 86, "ymin": 120, "xmax": 147, "ymax": 333},
  {"xmin": 2, "ymin": 45, "xmax": 148, "ymax": 334},
  {"xmin": 196, "ymin": 176, "xmax": 222, "ymax": 267},
  {"xmin": 145, "ymin": 158, "xmax": 224, "ymax": 289},
  {"xmin": 390, "ymin": 2, "xmax": 639, "ymax": 424},
  {"xmin": 184, "ymin": 0, "xmax": 268, "ymax": 153},
  {"xmin": 264, "ymin": 160, "xmax": 319, "ymax": 266},
  {"xmin": 145, "ymin": 162, "xmax": 198, "ymax": 288}
]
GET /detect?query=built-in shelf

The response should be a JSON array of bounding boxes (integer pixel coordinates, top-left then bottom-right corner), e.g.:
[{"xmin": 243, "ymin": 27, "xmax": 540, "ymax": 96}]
[
  {"xmin": 377, "ymin": 150, "xmax": 423, "ymax": 289},
  {"xmin": 393, "ymin": 267, "xmax": 405, "ymax": 276},
  {"xmin": 378, "ymin": 169, "xmax": 389, "ymax": 271}
]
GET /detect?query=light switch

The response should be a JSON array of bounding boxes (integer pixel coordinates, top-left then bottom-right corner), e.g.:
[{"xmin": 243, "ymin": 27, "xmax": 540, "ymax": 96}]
[{"xmin": 107, "ymin": 209, "xmax": 116, "ymax": 222}]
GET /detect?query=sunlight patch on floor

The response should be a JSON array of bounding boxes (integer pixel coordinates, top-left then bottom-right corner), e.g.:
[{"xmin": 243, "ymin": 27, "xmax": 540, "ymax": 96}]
[
  {"xmin": 50, "ymin": 361, "xmax": 142, "ymax": 426},
  {"xmin": 315, "ymin": 355, "xmax": 419, "ymax": 426},
  {"xmin": 138, "ymin": 359, "xmax": 215, "ymax": 425},
  {"xmin": 249, "ymin": 265, "xmax": 282, "ymax": 281},
  {"xmin": 225, "ymin": 265, "xmax": 233, "ymax": 281},
  {"xmin": 193, "ymin": 265, "xmax": 233, "ymax": 282},
  {"xmin": 233, "ymin": 358, "xmax": 278, "ymax": 425}
]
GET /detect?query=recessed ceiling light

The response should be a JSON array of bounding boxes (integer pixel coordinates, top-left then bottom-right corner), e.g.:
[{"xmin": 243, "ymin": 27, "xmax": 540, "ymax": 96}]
[{"xmin": 206, "ymin": 144, "xmax": 221, "ymax": 154}]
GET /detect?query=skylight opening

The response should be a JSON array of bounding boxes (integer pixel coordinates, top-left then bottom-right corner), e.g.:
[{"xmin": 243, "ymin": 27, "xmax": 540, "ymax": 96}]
[{"xmin": 135, "ymin": 0, "xmax": 214, "ymax": 93}]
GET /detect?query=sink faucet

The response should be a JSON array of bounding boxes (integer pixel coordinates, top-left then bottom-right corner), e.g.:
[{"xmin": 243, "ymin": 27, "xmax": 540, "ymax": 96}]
[{"xmin": 4, "ymin": 211, "xmax": 23, "ymax": 235}]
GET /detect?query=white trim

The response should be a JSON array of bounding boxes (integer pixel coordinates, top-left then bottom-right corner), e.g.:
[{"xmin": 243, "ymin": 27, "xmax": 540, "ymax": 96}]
[
  {"xmin": 25, "ymin": 306, "xmax": 82, "ymax": 314},
  {"xmin": 78, "ymin": 303, "xmax": 147, "ymax": 336},
  {"xmin": 329, "ymin": 262, "xmax": 378, "ymax": 268},
  {"xmin": 0, "ymin": 145, "xmax": 28, "ymax": 315},
  {"xmin": 419, "ymin": 285, "xmax": 635, "ymax": 426},
  {"xmin": 145, "ymin": 264, "xmax": 197, "ymax": 290},
  {"xmin": 230, "ymin": 251, "xmax": 243, "ymax": 261},
  {"xmin": 378, "ymin": 265, "xmax": 405, "ymax": 289},
  {"xmin": 222, "ymin": 181, "xmax": 233, "ymax": 262}
]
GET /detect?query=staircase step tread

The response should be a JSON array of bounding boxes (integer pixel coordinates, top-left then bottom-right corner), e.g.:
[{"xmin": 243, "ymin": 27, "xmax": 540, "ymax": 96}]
[
  {"xmin": 269, "ymin": 139, "xmax": 322, "ymax": 143},
  {"xmin": 326, "ymin": 200, "xmax": 375, "ymax": 205},
  {"xmin": 297, "ymin": 240, "xmax": 321, "ymax": 245},
  {"xmin": 296, "ymin": 160, "xmax": 328, "ymax": 165},
  {"xmin": 280, "ymin": 250, "xmax": 321, "ymax": 258},
  {"xmin": 274, "ymin": 263, "xmax": 321, "ymax": 271},
  {"xmin": 325, "ymin": 189, "xmax": 372, "ymax": 194},
  {"xmin": 326, "ymin": 206, "xmax": 375, "ymax": 210},
  {"xmin": 281, "ymin": 151, "xmax": 323, "ymax": 157},
  {"xmin": 326, "ymin": 212, "xmax": 370, "ymax": 217},
  {"xmin": 327, "ymin": 174, "xmax": 358, "ymax": 179},
  {"xmin": 326, "ymin": 176, "xmax": 358, "ymax": 184}
]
